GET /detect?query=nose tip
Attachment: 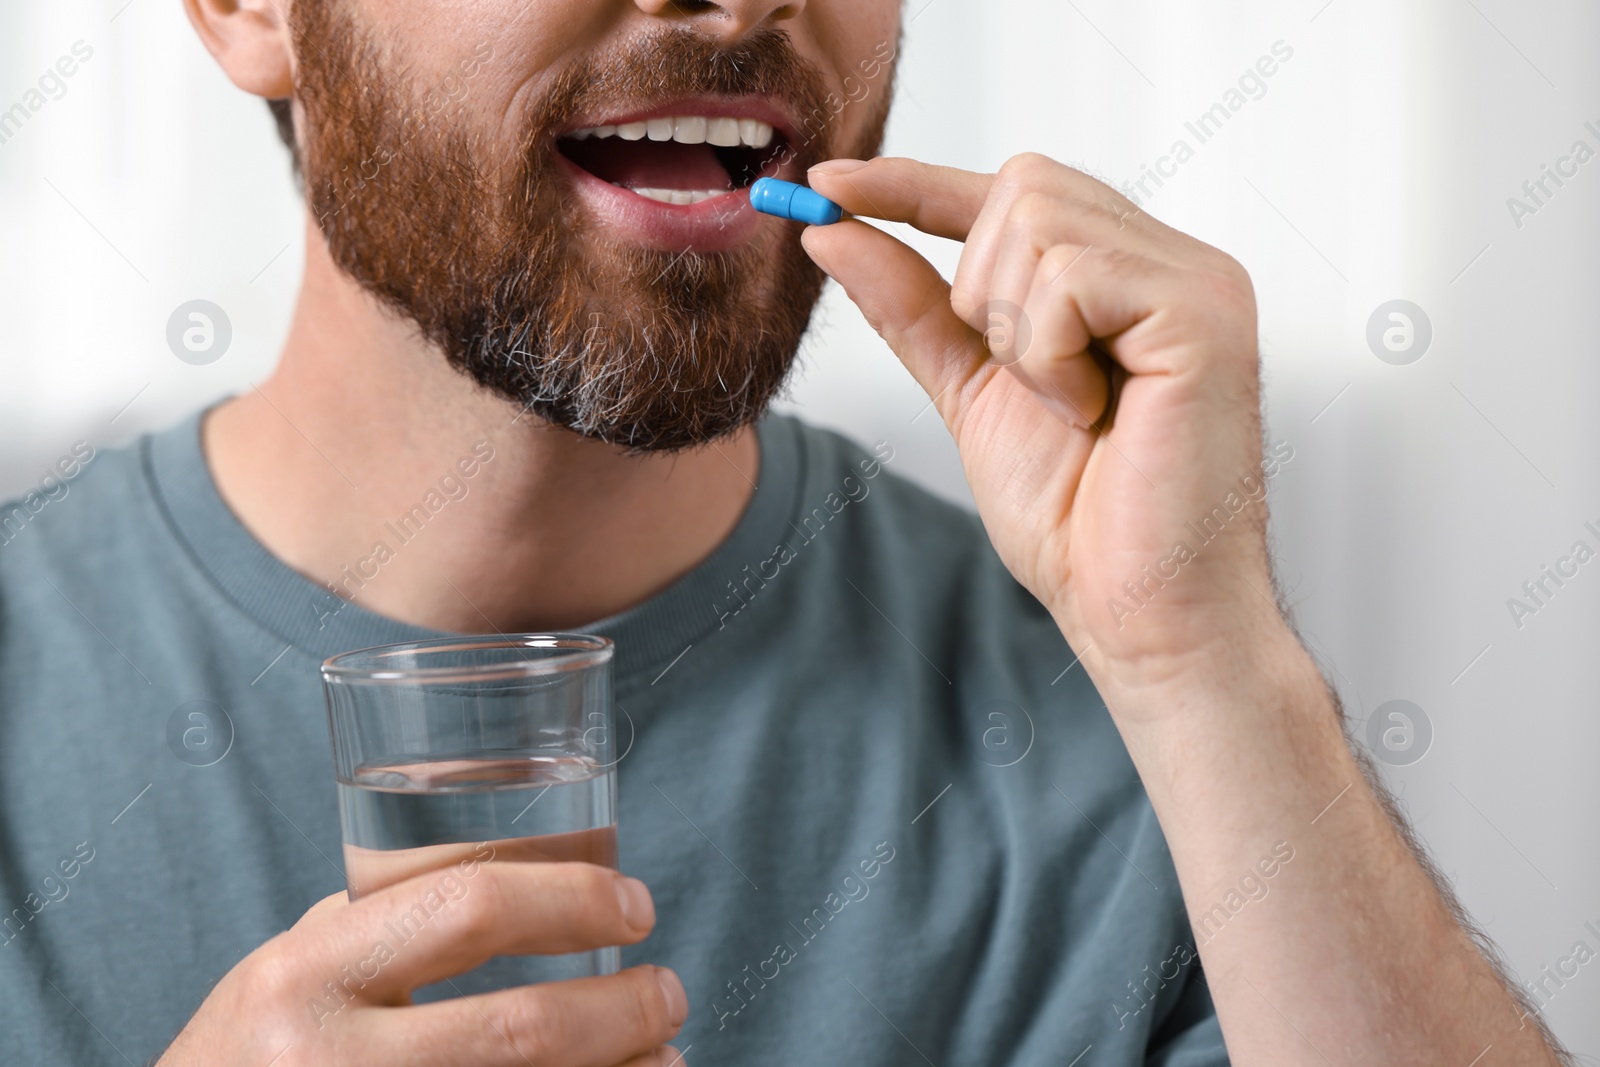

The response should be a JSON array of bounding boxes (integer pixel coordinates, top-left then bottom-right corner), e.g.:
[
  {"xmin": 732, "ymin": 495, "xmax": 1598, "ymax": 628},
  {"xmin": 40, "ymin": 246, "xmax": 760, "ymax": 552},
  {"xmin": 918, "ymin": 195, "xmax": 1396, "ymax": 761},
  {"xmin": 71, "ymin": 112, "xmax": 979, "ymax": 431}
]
[{"xmin": 633, "ymin": 0, "xmax": 806, "ymax": 37}]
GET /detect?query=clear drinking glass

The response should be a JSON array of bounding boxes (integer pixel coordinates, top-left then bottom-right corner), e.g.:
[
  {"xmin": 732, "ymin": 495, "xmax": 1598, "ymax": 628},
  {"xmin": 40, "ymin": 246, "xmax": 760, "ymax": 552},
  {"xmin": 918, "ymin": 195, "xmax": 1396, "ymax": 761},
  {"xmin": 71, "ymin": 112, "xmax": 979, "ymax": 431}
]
[{"xmin": 321, "ymin": 634, "xmax": 619, "ymax": 1000}]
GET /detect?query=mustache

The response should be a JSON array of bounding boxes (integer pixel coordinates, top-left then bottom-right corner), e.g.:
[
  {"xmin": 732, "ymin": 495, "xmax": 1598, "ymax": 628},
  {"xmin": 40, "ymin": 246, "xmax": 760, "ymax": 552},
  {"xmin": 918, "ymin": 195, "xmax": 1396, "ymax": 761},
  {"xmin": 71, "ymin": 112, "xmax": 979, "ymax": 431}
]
[{"xmin": 522, "ymin": 27, "xmax": 836, "ymax": 168}]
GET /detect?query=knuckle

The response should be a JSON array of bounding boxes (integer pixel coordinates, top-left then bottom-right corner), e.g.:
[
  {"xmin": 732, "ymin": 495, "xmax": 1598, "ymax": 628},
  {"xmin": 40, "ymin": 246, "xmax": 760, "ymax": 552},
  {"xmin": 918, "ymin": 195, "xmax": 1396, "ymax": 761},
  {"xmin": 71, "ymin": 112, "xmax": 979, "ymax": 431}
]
[
  {"xmin": 495, "ymin": 988, "xmax": 560, "ymax": 1061},
  {"xmin": 1038, "ymin": 243, "xmax": 1084, "ymax": 280},
  {"xmin": 243, "ymin": 935, "xmax": 304, "ymax": 1007},
  {"xmin": 445, "ymin": 866, "xmax": 505, "ymax": 940},
  {"xmin": 1204, "ymin": 256, "xmax": 1256, "ymax": 308},
  {"xmin": 1007, "ymin": 190, "xmax": 1057, "ymax": 233},
  {"xmin": 1220, "ymin": 252, "xmax": 1255, "ymax": 289},
  {"xmin": 999, "ymin": 151, "xmax": 1057, "ymax": 185},
  {"xmin": 862, "ymin": 309, "xmax": 892, "ymax": 340}
]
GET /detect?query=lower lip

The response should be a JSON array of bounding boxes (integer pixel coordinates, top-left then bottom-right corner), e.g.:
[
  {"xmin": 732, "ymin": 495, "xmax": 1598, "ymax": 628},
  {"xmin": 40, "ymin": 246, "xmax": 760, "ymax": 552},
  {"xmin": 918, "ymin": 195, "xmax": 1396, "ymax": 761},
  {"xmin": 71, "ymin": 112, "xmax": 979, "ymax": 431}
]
[{"xmin": 555, "ymin": 154, "xmax": 769, "ymax": 254}]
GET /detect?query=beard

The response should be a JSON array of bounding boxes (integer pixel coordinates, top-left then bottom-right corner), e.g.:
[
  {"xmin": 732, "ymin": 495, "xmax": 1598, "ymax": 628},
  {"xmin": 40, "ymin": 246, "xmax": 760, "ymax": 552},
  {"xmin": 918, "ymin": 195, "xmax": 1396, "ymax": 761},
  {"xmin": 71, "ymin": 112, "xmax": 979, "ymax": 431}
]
[{"xmin": 287, "ymin": 3, "xmax": 892, "ymax": 452}]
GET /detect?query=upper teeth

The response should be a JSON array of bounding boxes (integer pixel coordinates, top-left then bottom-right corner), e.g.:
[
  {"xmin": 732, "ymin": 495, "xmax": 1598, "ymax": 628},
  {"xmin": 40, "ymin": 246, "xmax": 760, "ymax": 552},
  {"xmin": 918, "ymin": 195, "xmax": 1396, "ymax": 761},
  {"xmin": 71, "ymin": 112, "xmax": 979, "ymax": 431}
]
[
  {"xmin": 568, "ymin": 117, "xmax": 776, "ymax": 150},
  {"xmin": 629, "ymin": 188, "xmax": 731, "ymax": 205}
]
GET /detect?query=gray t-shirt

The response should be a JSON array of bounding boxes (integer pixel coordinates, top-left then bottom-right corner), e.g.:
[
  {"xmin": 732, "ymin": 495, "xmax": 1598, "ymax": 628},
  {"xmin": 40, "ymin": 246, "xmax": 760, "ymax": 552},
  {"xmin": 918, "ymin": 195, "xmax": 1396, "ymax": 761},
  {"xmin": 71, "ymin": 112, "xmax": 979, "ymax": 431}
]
[{"xmin": 0, "ymin": 408, "xmax": 1227, "ymax": 1065}]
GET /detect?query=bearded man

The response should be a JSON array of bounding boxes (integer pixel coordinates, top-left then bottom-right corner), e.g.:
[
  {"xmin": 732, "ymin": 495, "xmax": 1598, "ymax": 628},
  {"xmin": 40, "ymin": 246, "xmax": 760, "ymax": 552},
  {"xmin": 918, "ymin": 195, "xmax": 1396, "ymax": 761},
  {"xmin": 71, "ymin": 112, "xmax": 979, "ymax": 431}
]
[{"xmin": 0, "ymin": 1, "xmax": 1570, "ymax": 1065}]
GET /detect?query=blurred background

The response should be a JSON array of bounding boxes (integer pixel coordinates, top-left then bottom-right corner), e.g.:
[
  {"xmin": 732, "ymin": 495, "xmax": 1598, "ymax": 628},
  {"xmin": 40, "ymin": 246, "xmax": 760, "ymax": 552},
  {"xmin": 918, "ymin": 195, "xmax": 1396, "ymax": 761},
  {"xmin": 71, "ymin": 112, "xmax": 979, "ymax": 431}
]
[{"xmin": 2, "ymin": 0, "xmax": 1596, "ymax": 1052}]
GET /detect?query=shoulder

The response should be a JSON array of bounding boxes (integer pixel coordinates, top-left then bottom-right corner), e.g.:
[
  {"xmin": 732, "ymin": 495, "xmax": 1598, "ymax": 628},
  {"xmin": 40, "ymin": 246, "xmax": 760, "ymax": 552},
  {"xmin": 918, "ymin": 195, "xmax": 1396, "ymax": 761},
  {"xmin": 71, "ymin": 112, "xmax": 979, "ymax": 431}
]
[
  {"xmin": 0, "ymin": 428, "xmax": 179, "ymax": 624},
  {"xmin": 0, "ymin": 436, "xmax": 143, "ymax": 570}
]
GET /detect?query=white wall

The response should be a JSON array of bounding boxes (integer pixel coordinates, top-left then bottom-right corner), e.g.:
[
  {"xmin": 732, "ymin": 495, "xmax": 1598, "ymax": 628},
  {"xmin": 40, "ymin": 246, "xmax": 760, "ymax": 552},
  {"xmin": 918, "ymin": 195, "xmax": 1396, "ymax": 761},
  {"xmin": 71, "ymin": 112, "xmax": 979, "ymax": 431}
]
[{"xmin": 3, "ymin": 0, "xmax": 1596, "ymax": 1052}]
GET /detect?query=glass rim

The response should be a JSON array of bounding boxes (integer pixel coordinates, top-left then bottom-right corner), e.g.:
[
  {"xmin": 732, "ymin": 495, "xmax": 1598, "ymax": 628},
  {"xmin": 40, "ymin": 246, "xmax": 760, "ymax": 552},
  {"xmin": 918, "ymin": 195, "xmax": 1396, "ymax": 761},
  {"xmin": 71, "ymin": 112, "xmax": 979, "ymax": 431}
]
[{"xmin": 320, "ymin": 632, "xmax": 614, "ymax": 685}]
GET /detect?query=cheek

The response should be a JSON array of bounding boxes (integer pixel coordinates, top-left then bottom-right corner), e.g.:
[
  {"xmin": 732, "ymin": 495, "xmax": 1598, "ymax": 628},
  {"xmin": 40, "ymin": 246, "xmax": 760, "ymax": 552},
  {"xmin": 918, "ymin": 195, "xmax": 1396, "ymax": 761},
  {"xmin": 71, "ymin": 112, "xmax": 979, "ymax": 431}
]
[
  {"xmin": 377, "ymin": 0, "xmax": 612, "ymax": 128},
  {"xmin": 804, "ymin": 0, "xmax": 902, "ymax": 106}
]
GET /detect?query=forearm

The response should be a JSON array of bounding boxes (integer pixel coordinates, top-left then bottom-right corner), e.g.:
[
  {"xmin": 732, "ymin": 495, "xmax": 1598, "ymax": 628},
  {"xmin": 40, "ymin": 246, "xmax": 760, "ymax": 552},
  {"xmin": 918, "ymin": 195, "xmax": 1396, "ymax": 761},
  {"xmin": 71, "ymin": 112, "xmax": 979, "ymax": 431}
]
[{"xmin": 1098, "ymin": 626, "xmax": 1566, "ymax": 1066}]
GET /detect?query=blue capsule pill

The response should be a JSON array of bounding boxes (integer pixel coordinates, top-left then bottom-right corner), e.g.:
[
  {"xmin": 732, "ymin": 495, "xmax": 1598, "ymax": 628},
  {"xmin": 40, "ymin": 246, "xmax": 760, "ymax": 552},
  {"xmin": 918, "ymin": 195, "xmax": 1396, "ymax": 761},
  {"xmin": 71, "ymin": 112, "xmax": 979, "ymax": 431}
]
[{"xmin": 749, "ymin": 177, "xmax": 844, "ymax": 226}]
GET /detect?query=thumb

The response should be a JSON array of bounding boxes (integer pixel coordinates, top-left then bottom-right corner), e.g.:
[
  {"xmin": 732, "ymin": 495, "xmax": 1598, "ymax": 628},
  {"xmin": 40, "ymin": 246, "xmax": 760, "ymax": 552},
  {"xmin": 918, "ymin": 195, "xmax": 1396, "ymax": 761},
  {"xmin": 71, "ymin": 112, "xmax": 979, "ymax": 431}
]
[{"xmin": 801, "ymin": 219, "xmax": 989, "ymax": 419}]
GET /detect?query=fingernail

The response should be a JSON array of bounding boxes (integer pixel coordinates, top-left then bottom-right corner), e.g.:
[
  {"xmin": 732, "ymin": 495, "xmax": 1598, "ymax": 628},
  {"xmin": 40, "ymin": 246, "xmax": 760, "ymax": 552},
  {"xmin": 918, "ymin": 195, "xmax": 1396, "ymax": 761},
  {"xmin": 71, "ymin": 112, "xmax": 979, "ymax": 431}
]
[
  {"xmin": 810, "ymin": 159, "xmax": 868, "ymax": 176},
  {"xmin": 615, "ymin": 877, "xmax": 654, "ymax": 932},
  {"xmin": 655, "ymin": 967, "xmax": 689, "ymax": 1026}
]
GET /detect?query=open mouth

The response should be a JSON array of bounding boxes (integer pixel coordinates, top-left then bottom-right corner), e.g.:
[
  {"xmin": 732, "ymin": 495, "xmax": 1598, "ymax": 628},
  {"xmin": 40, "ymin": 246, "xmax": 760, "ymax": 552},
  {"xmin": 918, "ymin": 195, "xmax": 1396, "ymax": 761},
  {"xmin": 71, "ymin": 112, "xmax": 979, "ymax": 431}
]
[{"xmin": 556, "ymin": 111, "xmax": 791, "ymax": 206}]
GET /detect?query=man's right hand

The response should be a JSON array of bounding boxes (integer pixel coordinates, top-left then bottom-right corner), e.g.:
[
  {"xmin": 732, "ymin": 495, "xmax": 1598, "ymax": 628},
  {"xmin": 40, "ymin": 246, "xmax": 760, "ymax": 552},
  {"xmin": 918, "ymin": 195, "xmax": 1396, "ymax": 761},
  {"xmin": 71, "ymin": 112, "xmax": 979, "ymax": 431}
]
[{"xmin": 157, "ymin": 861, "xmax": 687, "ymax": 1066}]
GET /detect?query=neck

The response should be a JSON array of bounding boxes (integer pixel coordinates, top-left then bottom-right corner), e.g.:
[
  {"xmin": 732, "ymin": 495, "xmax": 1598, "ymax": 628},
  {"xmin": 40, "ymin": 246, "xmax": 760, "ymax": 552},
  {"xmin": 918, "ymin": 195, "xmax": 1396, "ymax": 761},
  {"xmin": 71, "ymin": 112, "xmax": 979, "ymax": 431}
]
[{"xmin": 203, "ymin": 213, "xmax": 760, "ymax": 633}]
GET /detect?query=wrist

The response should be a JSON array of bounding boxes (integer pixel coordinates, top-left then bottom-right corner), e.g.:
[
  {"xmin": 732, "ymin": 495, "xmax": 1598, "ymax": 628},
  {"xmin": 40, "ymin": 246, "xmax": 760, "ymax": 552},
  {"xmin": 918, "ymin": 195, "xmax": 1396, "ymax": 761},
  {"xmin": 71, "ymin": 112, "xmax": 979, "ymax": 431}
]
[
  {"xmin": 1067, "ymin": 604, "xmax": 1319, "ymax": 719},
  {"xmin": 1086, "ymin": 620, "xmax": 1360, "ymax": 824}
]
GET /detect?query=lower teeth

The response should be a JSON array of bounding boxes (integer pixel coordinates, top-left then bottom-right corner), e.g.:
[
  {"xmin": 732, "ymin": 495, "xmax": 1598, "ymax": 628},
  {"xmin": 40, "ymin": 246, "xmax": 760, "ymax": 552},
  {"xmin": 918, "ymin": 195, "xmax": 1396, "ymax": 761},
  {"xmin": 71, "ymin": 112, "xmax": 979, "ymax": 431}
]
[{"xmin": 625, "ymin": 187, "xmax": 731, "ymax": 206}]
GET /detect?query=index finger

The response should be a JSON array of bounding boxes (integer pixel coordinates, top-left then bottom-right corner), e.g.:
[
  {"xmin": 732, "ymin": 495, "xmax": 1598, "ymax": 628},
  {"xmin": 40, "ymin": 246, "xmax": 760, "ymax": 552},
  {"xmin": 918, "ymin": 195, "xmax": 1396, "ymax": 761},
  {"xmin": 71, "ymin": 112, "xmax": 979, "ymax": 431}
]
[
  {"xmin": 808, "ymin": 157, "xmax": 994, "ymax": 241},
  {"xmin": 293, "ymin": 861, "xmax": 655, "ymax": 1001}
]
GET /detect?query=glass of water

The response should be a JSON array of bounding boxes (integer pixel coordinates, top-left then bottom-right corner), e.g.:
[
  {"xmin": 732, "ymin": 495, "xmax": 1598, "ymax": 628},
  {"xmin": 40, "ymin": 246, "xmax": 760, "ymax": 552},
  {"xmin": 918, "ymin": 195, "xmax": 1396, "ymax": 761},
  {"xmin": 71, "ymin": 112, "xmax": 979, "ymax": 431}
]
[{"xmin": 321, "ymin": 634, "xmax": 618, "ymax": 1000}]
